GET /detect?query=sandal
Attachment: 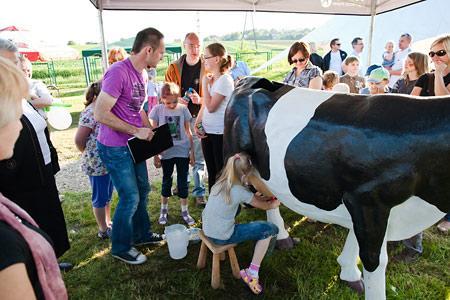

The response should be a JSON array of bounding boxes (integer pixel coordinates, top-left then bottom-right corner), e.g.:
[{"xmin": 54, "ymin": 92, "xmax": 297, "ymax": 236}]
[
  {"xmin": 240, "ymin": 269, "xmax": 263, "ymax": 295},
  {"xmin": 181, "ymin": 211, "xmax": 195, "ymax": 226}
]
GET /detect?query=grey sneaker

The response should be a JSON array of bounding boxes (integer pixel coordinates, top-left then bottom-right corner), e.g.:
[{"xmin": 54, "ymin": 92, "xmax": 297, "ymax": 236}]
[{"xmin": 112, "ymin": 247, "xmax": 147, "ymax": 265}]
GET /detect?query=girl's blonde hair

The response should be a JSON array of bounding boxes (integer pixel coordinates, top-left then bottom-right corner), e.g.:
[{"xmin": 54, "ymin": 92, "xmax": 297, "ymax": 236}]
[
  {"xmin": 211, "ymin": 152, "xmax": 254, "ymax": 204},
  {"xmin": 0, "ymin": 57, "xmax": 28, "ymax": 128}
]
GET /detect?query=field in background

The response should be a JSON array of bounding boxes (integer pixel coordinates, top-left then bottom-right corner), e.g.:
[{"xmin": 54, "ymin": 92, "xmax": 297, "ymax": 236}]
[{"xmin": 33, "ymin": 40, "xmax": 295, "ymax": 161}]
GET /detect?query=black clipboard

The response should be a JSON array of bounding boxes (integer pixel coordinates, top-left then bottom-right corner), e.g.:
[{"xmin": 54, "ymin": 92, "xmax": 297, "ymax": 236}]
[{"xmin": 127, "ymin": 123, "xmax": 173, "ymax": 163}]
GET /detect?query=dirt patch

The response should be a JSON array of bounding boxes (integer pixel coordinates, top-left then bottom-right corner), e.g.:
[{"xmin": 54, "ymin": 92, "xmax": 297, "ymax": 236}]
[{"xmin": 55, "ymin": 159, "xmax": 163, "ymax": 193}]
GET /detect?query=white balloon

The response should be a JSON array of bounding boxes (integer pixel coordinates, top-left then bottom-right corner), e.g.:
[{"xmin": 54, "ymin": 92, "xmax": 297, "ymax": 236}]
[{"xmin": 47, "ymin": 107, "xmax": 72, "ymax": 130}]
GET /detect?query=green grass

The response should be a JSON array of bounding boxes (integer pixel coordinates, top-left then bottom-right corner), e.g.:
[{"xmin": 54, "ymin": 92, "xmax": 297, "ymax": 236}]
[
  {"xmin": 44, "ymin": 41, "xmax": 450, "ymax": 299},
  {"xmin": 60, "ymin": 184, "xmax": 449, "ymax": 300}
]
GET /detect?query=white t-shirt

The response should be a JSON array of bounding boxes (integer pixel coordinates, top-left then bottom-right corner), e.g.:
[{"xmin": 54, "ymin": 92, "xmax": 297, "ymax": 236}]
[
  {"xmin": 389, "ymin": 47, "xmax": 411, "ymax": 88},
  {"xmin": 202, "ymin": 74, "xmax": 234, "ymax": 134},
  {"xmin": 202, "ymin": 184, "xmax": 254, "ymax": 240},
  {"xmin": 351, "ymin": 50, "xmax": 365, "ymax": 76},
  {"xmin": 329, "ymin": 51, "xmax": 343, "ymax": 74},
  {"xmin": 22, "ymin": 100, "xmax": 51, "ymax": 165}
]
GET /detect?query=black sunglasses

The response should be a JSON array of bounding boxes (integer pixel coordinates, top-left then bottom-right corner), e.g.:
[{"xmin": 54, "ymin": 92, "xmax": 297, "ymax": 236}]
[
  {"xmin": 335, "ymin": 43, "xmax": 341, "ymax": 46},
  {"xmin": 429, "ymin": 50, "xmax": 447, "ymax": 58},
  {"xmin": 292, "ymin": 58, "xmax": 307, "ymax": 64}
]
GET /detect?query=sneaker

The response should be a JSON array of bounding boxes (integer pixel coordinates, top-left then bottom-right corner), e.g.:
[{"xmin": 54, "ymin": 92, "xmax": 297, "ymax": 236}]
[
  {"xmin": 97, "ymin": 227, "xmax": 112, "ymax": 240},
  {"xmin": 181, "ymin": 210, "xmax": 195, "ymax": 226},
  {"xmin": 112, "ymin": 247, "xmax": 147, "ymax": 265},
  {"xmin": 159, "ymin": 208, "xmax": 168, "ymax": 225},
  {"xmin": 134, "ymin": 233, "xmax": 164, "ymax": 246},
  {"xmin": 437, "ymin": 220, "xmax": 450, "ymax": 233}
]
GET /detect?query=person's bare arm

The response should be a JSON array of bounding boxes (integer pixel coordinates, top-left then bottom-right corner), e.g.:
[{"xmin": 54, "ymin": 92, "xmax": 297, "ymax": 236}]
[
  {"xmin": 0, "ymin": 263, "xmax": 36, "ymax": 300},
  {"xmin": 309, "ymin": 76, "xmax": 323, "ymax": 90},
  {"xmin": 94, "ymin": 91, "xmax": 153, "ymax": 140},
  {"xmin": 410, "ymin": 86, "xmax": 422, "ymax": 96},
  {"xmin": 74, "ymin": 126, "xmax": 93, "ymax": 152},
  {"xmin": 185, "ymin": 120, "xmax": 195, "ymax": 165},
  {"xmin": 28, "ymin": 97, "xmax": 52, "ymax": 109},
  {"xmin": 140, "ymin": 110, "xmax": 151, "ymax": 128},
  {"xmin": 434, "ymin": 62, "xmax": 450, "ymax": 96},
  {"xmin": 250, "ymin": 193, "xmax": 280, "ymax": 210}
]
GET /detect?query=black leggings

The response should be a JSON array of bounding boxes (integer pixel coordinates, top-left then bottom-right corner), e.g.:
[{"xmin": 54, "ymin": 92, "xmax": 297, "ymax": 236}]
[{"xmin": 201, "ymin": 133, "xmax": 224, "ymax": 192}]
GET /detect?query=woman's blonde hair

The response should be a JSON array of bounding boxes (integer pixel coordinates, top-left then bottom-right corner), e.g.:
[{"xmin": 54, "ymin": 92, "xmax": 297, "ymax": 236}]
[
  {"xmin": 431, "ymin": 35, "xmax": 450, "ymax": 53},
  {"xmin": 0, "ymin": 57, "xmax": 28, "ymax": 128},
  {"xmin": 205, "ymin": 43, "xmax": 232, "ymax": 73},
  {"xmin": 211, "ymin": 152, "xmax": 254, "ymax": 204}
]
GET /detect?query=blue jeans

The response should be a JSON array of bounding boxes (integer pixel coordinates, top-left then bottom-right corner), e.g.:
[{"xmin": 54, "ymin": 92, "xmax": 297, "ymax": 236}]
[
  {"xmin": 190, "ymin": 118, "xmax": 205, "ymax": 197},
  {"xmin": 161, "ymin": 157, "xmax": 189, "ymax": 198},
  {"xmin": 97, "ymin": 142, "xmax": 151, "ymax": 255},
  {"xmin": 209, "ymin": 221, "xmax": 279, "ymax": 245}
]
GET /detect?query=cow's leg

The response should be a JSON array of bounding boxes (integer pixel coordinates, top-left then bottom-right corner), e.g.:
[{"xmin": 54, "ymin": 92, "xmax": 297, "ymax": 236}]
[
  {"xmin": 343, "ymin": 192, "xmax": 391, "ymax": 300},
  {"xmin": 337, "ymin": 230, "xmax": 364, "ymax": 294},
  {"xmin": 266, "ymin": 208, "xmax": 293, "ymax": 249},
  {"xmin": 363, "ymin": 237, "xmax": 388, "ymax": 300}
]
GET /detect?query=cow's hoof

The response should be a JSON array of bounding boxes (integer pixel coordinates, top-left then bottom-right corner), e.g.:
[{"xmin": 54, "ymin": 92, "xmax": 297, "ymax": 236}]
[
  {"xmin": 344, "ymin": 279, "xmax": 364, "ymax": 295},
  {"xmin": 275, "ymin": 237, "xmax": 299, "ymax": 250}
]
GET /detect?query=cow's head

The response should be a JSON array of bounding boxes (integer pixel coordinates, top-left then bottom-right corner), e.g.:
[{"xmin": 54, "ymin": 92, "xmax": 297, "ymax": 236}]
[{"xmin": 224, "ymin": 77, "xmax": 293, "ymax": 180}]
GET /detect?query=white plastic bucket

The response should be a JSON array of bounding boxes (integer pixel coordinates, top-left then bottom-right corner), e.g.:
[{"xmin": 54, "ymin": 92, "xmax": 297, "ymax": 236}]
[{"xmin": 164, "ymin": 224, "xmax": 189, "ymax": 259}]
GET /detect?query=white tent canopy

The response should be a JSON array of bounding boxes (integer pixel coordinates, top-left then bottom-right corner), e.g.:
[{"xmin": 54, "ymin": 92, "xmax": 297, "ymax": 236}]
[
  {"xmin": 89, "ymin": 0, "xmax": 424, "ymax": 15},
  {"xmin": 89, "ymin": 0, "xmax": 426, "ymax": 70}
]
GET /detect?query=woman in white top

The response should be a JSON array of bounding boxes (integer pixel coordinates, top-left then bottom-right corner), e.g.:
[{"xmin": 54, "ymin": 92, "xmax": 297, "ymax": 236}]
[{"xmin": 195, "ymin": 43, "xmax": 234, "ymax": 191}]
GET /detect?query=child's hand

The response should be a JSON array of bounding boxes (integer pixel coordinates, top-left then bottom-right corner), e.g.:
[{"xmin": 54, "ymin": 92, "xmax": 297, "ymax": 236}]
[
  {"xmin": 189, "ymin": 153, "xmax": 195, "ymax": 166},
  {"xmin": 254, "ymin": 192, "xmax": 272, "ymax": 202},
  {"xmin": 269, "ymin": 198, "xmax": 281, "ymax": 209},
  {"xmin": 153, "ymin": 156, "xmax": 162, "ymax": 168}
]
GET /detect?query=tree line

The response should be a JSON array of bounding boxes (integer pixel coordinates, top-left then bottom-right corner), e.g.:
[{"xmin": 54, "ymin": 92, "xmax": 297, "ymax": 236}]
[{"xmin": 204, "ymin": 28, "xmax": 313, "ymax": 41}]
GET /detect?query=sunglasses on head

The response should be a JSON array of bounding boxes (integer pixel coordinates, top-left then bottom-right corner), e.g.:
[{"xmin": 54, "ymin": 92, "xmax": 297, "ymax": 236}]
[
  {"xmin": 292, "ymin": 58, "xmax": 307, "ymax": 64},
  {"xmin": 429, "ymin": 50, "xmax": 447, "ymax": 58}
]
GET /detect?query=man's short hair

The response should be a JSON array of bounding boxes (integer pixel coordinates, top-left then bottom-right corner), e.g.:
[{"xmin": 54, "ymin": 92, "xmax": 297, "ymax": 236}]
[
  {"xmin": 400, "ymin": 33, "xmax": 412, "ymax": 42},
  {"xmin": 330, "ymin": 38, "xmax": 340, "ymax": 48},
  {"xmin": 184, "ymin": 32, "xmax": 199, "ymax": 43},
  {"xmin": 131, "ymin": 27, "xmax": 164, "ymax": 54},
  {"xmin": 0, "ymin": 38, "xmax": 18, "ymax": 53},
  {"xmin": 351, "ymin": 37, "xmax": 362, "ymax": 46}
]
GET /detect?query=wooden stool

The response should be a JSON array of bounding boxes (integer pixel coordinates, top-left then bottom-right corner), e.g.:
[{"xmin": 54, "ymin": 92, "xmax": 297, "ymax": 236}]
[{"xmin": 197, "ymin": 230, "xmax": 240, "ymax": 289}]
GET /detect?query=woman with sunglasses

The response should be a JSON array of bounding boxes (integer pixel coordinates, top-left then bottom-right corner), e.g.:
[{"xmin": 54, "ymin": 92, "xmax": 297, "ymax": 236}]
[
  {"xmin": 411, "ymin": 35, "xmax": 450, "ymax": 97},
  {"xmin": 411, "ymin": 35, "xmax": 450, "ymax": 234},
  {"xmin": 283, "ymin": 41, "xmax": 322, "ymax": 90}
]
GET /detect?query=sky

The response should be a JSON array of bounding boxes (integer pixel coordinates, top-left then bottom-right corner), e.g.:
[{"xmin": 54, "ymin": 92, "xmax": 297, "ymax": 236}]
[{"xmin": 1, "ymin": 0, "xmax": 331, "ymax": 45}]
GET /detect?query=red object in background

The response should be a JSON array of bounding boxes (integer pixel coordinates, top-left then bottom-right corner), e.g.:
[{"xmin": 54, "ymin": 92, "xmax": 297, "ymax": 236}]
[{"xmin": 20, "ymin": 51, "xmax": 44, "ymax": 62}]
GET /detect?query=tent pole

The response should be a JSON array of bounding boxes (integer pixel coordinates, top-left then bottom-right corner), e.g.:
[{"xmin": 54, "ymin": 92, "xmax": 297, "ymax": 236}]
[
  {"xmin": 98, "ymin": 0, "xmax": 108, "ymax": 72},
  {"xmin": 240, "ymin": 12, "xmax": 248, "ymax": 51},
  {"xmin": 367, "ymin": 0, "xmax": 376, "ymax": 66}
]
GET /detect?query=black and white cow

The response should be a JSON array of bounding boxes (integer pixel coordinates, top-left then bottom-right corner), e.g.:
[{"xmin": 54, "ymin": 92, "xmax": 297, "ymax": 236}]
[{"xmin": 223, "ymin": 77, "xmax": 449, "ymax": 300}]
